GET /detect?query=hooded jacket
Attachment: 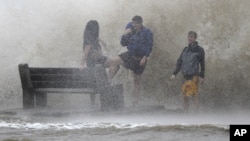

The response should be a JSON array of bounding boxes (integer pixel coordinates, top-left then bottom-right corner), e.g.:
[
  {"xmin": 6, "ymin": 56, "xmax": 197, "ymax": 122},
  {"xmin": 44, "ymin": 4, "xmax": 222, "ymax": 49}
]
[{"xmin": 173, "ymin": 41, "xmax": 205, "ymax": 80}]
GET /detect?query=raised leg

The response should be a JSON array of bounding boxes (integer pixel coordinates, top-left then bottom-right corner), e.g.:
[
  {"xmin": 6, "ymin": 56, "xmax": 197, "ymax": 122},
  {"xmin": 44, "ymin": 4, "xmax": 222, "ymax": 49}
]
[{"xmin": 106, "ymin": 56, "xmax": 123, "ymax": 82}]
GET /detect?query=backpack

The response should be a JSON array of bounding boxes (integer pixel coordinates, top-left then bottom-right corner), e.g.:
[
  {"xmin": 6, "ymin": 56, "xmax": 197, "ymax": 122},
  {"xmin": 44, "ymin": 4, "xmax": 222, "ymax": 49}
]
[{"xmin": 181, "ymin": 47, "xmax": 200, "ymax": 76}]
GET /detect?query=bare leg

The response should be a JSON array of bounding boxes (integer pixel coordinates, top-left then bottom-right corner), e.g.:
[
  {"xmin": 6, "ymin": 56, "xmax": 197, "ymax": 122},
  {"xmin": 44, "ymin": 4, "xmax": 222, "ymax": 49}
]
[
  {"xmin": 183, "ymin": 96, "xmax": 189, "ymax": 112},
  {"xmin": 108, "ymin": 65, "xmax": 120, "ymax": 82},
  {"xmin": 133, "ymin": 73, "xmax": 141, "ymax": 105},
  {"xmin": 105, "ymin": 56, "xmax": 123, "ymax": 82},
  {"xmin": 193, "ymin": 95, "xmax": 199, "ymax": 112}
]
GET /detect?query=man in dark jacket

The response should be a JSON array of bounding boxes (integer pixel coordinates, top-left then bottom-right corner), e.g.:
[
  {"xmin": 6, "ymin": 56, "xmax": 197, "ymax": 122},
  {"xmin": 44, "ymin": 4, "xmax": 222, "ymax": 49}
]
[
  {"xmin": 107, "ymin": 15, "xmax": 153, "ymax": 106},
  {"xmin": 170, "ymin": 31, "xmax": 205, "ymax": 112}
]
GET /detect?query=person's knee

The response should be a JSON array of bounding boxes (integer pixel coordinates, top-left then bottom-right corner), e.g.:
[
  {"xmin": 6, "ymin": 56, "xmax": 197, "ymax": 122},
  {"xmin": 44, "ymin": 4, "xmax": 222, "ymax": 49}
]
[{"xmin": 107, "ymin": 56, "xmax": 122, "ymax": 66}]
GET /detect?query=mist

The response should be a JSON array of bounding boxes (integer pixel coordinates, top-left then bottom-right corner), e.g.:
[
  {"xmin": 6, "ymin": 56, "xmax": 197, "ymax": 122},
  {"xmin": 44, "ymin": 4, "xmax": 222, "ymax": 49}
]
[{"xmin": 0, "ymin": 0, "xmax": 250, "ymax": 111}]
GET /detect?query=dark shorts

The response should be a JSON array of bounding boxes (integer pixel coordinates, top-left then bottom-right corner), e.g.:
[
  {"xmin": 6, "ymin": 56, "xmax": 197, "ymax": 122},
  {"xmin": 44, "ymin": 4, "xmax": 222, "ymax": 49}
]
[
  {"xmin": 86, "ymin": 55, "xmax": 108, "ymax": 68},
  {"xmin": 118, "ymin": 51, "xmax": 146, "ymax": 75}
]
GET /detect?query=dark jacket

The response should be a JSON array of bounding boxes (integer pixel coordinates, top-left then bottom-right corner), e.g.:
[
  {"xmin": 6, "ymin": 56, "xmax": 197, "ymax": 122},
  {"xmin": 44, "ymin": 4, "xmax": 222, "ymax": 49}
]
[
  {"xmin": 173, "ymin": 41, "xmax": 205, "ymax": 80},
  {"xmin": 120, "ymin": 22, "xmax": 153, "ymax": 57}
]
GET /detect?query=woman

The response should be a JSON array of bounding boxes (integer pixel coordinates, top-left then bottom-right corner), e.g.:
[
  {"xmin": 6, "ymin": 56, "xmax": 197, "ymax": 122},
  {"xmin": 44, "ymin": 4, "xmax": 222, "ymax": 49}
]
[{"xmin": 80, "ymin": 20, "xmax": 108, "ymax": 106}]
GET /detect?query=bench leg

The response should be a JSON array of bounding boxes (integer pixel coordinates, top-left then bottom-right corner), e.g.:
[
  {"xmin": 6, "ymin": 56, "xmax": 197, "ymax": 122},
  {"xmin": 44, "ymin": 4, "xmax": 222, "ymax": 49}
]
[
  {"xmin": 90, "ymin": 94, "xmax": 96, "ymax": 106},
  {"xmin": 23, "ymin": 89, "xmax": 34, "ymax": 109},
  {"xmin": 35, "ymin": 92, "xmax": 47, "ymax": 107}
]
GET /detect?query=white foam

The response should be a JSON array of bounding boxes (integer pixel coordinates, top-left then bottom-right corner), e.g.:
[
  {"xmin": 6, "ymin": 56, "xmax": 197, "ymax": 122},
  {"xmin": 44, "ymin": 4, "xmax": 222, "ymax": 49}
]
[{"xmin": 0, "ymin": 120, "xmax": 152, "ymax": 130}]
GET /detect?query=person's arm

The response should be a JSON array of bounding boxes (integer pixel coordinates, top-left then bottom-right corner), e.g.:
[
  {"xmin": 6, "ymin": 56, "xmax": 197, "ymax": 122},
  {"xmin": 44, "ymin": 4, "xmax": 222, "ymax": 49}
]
[
  {"xmin": 199, "ymin": 47, "xmax": 205, "ymax": 83},
  {"xmin": 98, "ymin": 39, "xmax": 106, "ymax": 55},
  {"xmin": 120, "ymin": 29, "xmax": 132, "ymax": 46},
  {"xmin": 80, "ymin": 45, "xmax": 91, "ymax": 69},
  {"xmin": 140, "ymin": 56, "xmax": 147, "ymax": 66},
  {"xmin": 140, "ymin": 30, "xmax": 153, "ymax": 66},
  {"xmin": 199, "ymin": 48, "xmax": 205, "ymax": 78},
  {"xmin": 120, "ymin": 22, "xmax": 133, "ymax": 46},
  {"xmin": 173, "ymin": 51, "xmax": 183, "ymax": 76},
  {"xmin": 99, "ymin": 39, "xmax": 107, "ymax": 49},
  {"xmin": 144, "ymin": 29, "xmax": 153, "ymax": 57},
  {"xmin": 171, "ymin": 50, "xmax": 184, "ymax": 80}
]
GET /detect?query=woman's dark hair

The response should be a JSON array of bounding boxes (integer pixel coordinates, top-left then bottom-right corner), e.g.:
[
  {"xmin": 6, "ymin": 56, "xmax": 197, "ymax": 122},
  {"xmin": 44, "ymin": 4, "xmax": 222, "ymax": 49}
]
[{"xmin": 83, "ymin": 20, "xmax": 100, "ymax": 48}]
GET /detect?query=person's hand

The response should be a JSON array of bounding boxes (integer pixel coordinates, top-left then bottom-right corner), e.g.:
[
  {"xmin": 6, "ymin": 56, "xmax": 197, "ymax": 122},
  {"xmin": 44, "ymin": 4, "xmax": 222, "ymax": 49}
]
[
  {"xmin": 140, "ymin": 57, "xmax": 147, "ymax": 66},
  {"xmin": 199, "ymin": 77, "xmax": 204, "ymax": 84},
  {"xmin": 170, "ymin": 75, "xmax": 176, "ymax": 81},
  {"xmin": 123, "ymin": 28, "xmax": 132, "ymax": 35}
]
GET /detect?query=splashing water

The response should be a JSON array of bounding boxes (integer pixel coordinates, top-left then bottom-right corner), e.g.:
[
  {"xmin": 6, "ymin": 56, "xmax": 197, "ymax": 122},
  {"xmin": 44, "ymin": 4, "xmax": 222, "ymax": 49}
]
[{"xmin": 0, "ymin": 3, "xmax": 250, "ymax": 140}]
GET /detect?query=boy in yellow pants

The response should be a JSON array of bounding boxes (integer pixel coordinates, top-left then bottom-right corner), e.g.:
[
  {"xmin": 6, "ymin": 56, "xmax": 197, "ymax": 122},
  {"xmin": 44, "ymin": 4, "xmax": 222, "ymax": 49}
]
[{"xmin": 171, "ymin": 31, "xmax": 205, "ymax": 112}]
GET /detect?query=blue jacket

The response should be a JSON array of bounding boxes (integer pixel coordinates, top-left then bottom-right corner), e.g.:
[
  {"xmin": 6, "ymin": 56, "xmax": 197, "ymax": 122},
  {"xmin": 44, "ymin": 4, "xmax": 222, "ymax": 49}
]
[{"xmin": 120, "ymin": 22, "xmax": 153, "ymax": 57}]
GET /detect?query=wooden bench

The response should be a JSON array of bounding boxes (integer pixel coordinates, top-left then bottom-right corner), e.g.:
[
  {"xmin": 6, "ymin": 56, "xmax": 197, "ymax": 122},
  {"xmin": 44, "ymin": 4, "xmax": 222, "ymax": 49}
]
[{"xmin": 18, "ymin": 64, "xmax": 124, "ymax": 111}]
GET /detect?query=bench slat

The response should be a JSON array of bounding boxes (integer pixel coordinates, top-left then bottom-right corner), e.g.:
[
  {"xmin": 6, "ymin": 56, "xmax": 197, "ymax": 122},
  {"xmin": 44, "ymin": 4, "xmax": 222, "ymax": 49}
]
[
  {"xmin": 35, "ymin": 88, "xmax": 96, "ymax": 94},
  {"xmin": 32, "ymin": 81, "xmax": 96, "ymax": 89},
  {"xmin": 31, "ymin": 74, "xmax": 95, "ymax": 82},
  {"xmin": 29, "ymin": 68, "xmax": 91, "ymax": 74}
]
